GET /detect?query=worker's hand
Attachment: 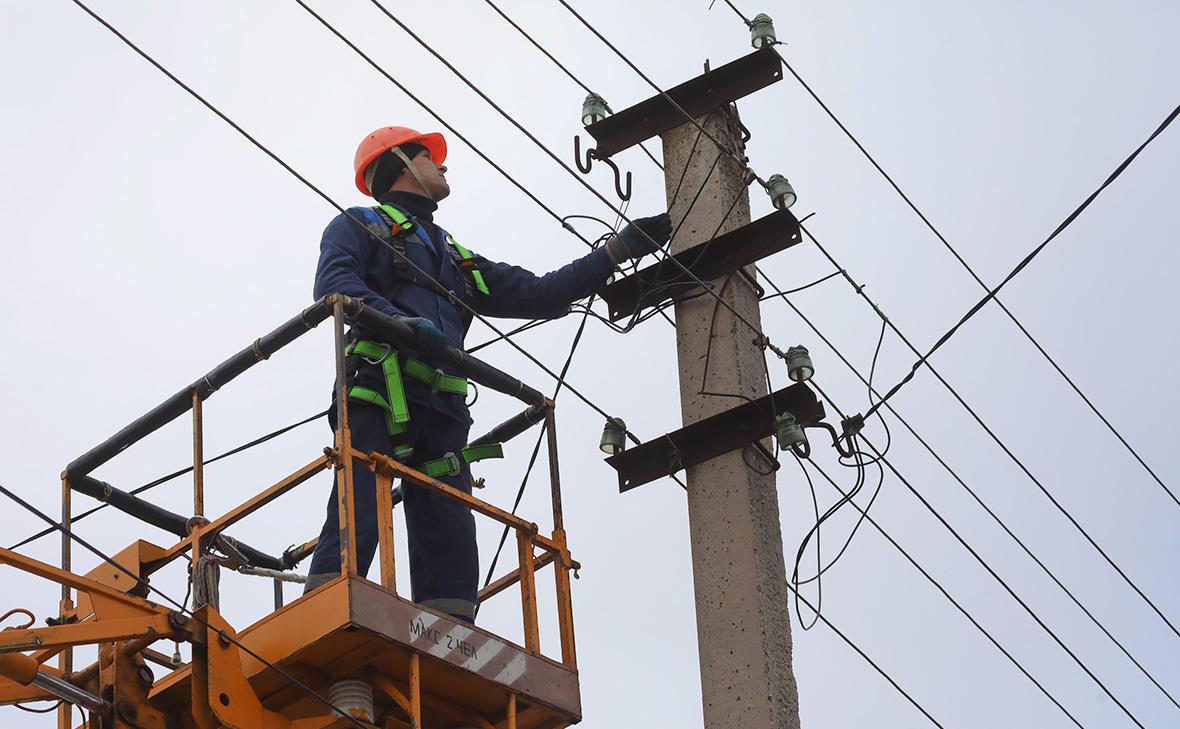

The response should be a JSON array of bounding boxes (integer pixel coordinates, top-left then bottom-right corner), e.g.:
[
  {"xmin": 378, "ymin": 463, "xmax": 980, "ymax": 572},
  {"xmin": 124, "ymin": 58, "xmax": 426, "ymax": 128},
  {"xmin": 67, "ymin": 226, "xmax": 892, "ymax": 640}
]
[
  {"xmin": 607, "ymin": 213, "xmax": 672, "ymax": 264},
  {"xmin": 403, "ymin": 317, "xmax": 448, "ymax": 361}
]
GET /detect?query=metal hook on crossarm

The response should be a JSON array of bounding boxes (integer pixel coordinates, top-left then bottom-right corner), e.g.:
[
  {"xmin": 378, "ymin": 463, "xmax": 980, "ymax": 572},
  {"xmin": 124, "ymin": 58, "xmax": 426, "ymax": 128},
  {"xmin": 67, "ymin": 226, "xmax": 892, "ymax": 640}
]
[
  {"xmin": 573, "ymin": 135, "xmax": 633, "ymax": 202},
  {"xmin": 574, "ymin": 134, "xmax": 595, "ymax": 174}
]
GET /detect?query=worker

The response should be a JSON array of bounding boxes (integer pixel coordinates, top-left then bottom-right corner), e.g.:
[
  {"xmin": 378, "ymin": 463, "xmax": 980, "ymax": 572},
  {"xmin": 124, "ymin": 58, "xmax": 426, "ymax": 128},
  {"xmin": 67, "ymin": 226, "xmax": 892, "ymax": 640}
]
[{"xmin": 303, "ymin": 126, "xmax": 671, "ymax": 623}]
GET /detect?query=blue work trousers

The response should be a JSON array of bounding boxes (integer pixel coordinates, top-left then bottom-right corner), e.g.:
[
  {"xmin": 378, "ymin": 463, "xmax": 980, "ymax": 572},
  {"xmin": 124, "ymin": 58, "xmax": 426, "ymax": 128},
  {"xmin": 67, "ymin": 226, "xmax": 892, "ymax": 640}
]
[{"xmin": 305, "ymin": 403, "xmax": 478, "ymax": 620}]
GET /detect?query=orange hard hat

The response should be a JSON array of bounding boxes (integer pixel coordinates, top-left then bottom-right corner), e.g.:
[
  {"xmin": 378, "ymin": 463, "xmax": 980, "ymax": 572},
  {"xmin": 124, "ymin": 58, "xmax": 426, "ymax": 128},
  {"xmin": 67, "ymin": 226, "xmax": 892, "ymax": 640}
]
[{"xmin": 353, "ymin": 126, "xmax": 447, "ymax": 196}]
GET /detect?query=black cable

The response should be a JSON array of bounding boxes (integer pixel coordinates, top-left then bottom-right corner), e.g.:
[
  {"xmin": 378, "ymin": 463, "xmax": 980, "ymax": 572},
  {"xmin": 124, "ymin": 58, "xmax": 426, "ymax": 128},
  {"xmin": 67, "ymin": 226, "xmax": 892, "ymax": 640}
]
[
  {"xmin": 790, "ymin": 452, "xmax": 822, "ymax": 626},
  {"xmin": 759, "ymin": 267, "xmax": 1180, "ymax": 710},
  {"xmin": 790, "ymin": 436, "xmax": 866, "ymax": 630},
  {"xmin": 478, "ymin": 298, "xmax": 598, "ymax": 615},
  {"xmin": 865, "ymin": 102, "xmax": 1180, "ymax": 420},
  {"xmin": 796, "ymin": 223, "xmax": 1180, "ymax": 641},
  {"xmin": 799, "ymin": 457, "xmax": 1086, "ymax": 729},
  {"xmin": 785, "ymin": 580, "xmax": 946, "ymax": 728},
  {"xmin": 793, "ymin": 447, "xmax": 886, "ymax": 591},
  {"xmin": 858, "ymin": 436, "xmax": 1147, "ymax": 728},
  {"xmin": 717, "ymin": 0, "xmax": 1180, "ymax": 513},
  {"xmin": 0, "ymin": 481, "xmax": 369, "ymax": 729},
  {"xmin": 10, "ymin": 409, "xmax": 329, "ymax": 551},
  {"xmin": 807, "ymin": 369, "xmax": 1139, "ymax": 726},
  {"xmin": 840, "ymin": 319, "xmax": 892, "ymax": 467},
  {"xmin": 477, "ymin": 0, "xmax": 664, "ymax": 172},
  {"xmin": 758, "ymin": 270, "xmax": 842, "ymax": 300},
  {"xmin": 466, "ymin": 317, "xmax": 551, "ymax": 355},
  {"xmin": 13, "ymin": 701, "xmax": 63, "ymax": 713}
]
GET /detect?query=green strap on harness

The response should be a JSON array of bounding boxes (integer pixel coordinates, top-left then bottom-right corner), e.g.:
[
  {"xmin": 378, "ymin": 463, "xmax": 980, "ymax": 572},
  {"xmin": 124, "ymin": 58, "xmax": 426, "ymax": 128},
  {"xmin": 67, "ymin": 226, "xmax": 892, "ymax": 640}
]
[
  {"xmin": 345, "ymin": 338, "xmax": 468, "ymax": 437},
  {"xmin": 345, "ymin": 338, "xmax": 503, "ymax": 477},
  {"xmin": 372, "ymin": 204, "xmax": 489, "ymax": 297},
  {"xmin": 419, "ymin": 443, "xmax": 505, "ymax": 479},
  {"xmin": 446, "ymin": 235, "xmax": 490, "ymax": 295},
  {"xmin": 376, "ymin": 204, "xmax": 416, "ymax": 232},
  {"xmin": 402, "ymin": 358, "xmax": 467, "ymax": 396},
  {"xmin": 345, "ymin": 340, "xmax": 410, "ymax": 436}
]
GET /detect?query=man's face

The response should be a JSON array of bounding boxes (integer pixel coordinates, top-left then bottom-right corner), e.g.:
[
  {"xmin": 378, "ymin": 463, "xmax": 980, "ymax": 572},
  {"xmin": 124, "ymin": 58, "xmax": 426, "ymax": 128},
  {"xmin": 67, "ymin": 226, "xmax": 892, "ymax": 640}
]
[{"xmin": 409, "ymin": 149, "xmax": 450, "ymax": 201}]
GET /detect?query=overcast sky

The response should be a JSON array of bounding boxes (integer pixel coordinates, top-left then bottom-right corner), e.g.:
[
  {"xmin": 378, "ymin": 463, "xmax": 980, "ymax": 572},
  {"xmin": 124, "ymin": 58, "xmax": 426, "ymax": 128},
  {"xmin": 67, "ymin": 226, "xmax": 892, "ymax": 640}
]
[{"xmin": 2, "ymin": 1, "xmax": 1178, "ymax": 727}]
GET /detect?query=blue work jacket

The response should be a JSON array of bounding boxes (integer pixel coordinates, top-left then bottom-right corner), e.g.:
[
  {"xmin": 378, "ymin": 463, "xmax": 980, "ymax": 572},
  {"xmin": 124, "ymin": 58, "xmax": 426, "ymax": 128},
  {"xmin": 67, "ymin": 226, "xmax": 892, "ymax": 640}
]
[{"xmin": 314, "ymin": 195, "xmax": 615, "ymax": 423}]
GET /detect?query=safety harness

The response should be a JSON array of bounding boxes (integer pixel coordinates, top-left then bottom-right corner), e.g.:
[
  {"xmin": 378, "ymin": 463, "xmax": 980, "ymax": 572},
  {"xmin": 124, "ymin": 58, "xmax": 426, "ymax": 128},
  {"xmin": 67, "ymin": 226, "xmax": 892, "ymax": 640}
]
[
  {"xmin": 343, "ymin": 205, "xmax": 501, "ymax": 478},
  {"xmin": 372, "ymin": 204, "xmax": 489, "ymax": 300}
]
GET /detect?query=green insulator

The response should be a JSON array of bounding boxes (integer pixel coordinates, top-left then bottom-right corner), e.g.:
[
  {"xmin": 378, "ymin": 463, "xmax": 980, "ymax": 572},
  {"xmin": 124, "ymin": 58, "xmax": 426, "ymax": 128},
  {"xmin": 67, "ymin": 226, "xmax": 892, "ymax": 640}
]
[
  {"xmin": 582, "ymin": 92, "xmax": 610, "ymax": 127},
  {"xmin": 751, "ymin": 13, "xmax": 777, "ymax": 49},
  {"xmin": 785, "ymin": 345, "xmax": 814, "ymax": 382},
  {"xmin": 600, "ymin": 416, "xmax": 627, "ymax": 455},
  {"xmin": 775, "ymin": 412, "xmax": 806, "ymax": 449},
  {"xmin": 766, "ymin": 173, "xmax": 797, "ymax": 210}
]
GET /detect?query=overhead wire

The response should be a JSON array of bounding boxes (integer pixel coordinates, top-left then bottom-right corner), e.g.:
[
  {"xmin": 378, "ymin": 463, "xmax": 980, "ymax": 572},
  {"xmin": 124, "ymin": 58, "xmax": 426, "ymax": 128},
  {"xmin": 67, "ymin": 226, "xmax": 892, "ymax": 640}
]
[
  {"xmin": 0, "ymin": 481, "xmax": 370, "ymax": 729},
  {"xmin": 717, "ymin": 0, "xmax": 1180, "ymax": 513},
  {"xmin": 477, "ymin": 0, "xmax": 664, "ymax": 172},
  {"xmin": 863, "ymin": 101, "xmax": 1180, "ymax": 420},
  {"xmin": 786, "ymin": 579, "xmax": 947, "ymax": 728},
  {"xmin": 796, "ymin": 222, "xmax": 1180, "ymax": 641},
  {"xmin": 10, "ymin": 409, "xmax": 329, "ymax": 551},
  {"xmin": 855, "ymin": 433, "xmax": 1148, "ymax": 728},
  {"xmin": 802, "ymin": 373, "xmax": 1150, "ymax": 728},
  {"xmin": 795, "ymin": 452, "xmax": 1087, "ymax": 729},
  {"xmin": 757, "ymin": 264, "xmax": 1180, "ymax": 711}
]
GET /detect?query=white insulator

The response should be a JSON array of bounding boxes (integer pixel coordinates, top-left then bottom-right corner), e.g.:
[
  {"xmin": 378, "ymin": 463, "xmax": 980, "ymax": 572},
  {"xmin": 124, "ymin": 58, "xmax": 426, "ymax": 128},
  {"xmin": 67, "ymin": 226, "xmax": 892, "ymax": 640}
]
[{"xmin": 329, "ymin": 679, "xmax": 374, "ymax": 722}]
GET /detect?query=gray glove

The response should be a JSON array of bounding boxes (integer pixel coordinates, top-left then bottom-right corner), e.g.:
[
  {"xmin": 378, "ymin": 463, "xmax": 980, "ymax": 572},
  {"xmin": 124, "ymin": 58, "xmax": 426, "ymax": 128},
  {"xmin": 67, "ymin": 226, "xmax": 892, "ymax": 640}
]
[{"xmin": 606, "ymin": 213, "xmax": 672, "ymax": 263}]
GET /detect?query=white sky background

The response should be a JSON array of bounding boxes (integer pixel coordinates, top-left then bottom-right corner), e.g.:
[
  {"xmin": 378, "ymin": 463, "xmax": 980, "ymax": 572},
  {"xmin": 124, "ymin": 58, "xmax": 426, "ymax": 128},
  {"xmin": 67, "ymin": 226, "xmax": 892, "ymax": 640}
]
[{"xmin": 1, "ymin": 1, "xmax": 1178, "ymax": 727}]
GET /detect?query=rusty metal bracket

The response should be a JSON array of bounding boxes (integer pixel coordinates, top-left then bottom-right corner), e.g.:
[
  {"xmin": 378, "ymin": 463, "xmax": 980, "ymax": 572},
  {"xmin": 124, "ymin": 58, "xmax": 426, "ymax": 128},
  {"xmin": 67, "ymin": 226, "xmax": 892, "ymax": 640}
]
[
  {"xmin": 605, "ymin": 383, "xmax": 826, "ymax": 492},
  {"xmin": 583, "ymin": 48, "xmax": 782, "ymax": 158},
  {"xmin": 597, "ymin": 208, "xmax": 801, "ymax": 321}
]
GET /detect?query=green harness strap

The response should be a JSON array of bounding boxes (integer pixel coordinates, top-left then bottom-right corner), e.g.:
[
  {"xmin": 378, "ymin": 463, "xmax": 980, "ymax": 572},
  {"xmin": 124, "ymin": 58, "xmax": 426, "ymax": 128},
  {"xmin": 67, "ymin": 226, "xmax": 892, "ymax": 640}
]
[
  {"xmin": 345, "ymin": 340, "xmax": 410, "ymax": 437},
  {"xmin": 419, "ymin": 443, "xmax": 504, "ymax": 479},
  {"xmin": 446, "ymin": 235, "xmax": 490, "ymax": 295},
  {"xmin": 372, "ymin": 204, "xmax": 489, "ymax": 297},
  {"xmin": 375, "ymin": 203, "xmax": 416, "ymax": 233}
]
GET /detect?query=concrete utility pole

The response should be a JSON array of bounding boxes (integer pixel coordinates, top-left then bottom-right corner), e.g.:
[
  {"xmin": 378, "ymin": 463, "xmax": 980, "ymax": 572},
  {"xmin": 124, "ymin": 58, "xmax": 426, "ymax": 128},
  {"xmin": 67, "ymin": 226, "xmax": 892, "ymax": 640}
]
[{"xmin": 661, "ymin": 105, "xmax": 802, "ymax": 729}]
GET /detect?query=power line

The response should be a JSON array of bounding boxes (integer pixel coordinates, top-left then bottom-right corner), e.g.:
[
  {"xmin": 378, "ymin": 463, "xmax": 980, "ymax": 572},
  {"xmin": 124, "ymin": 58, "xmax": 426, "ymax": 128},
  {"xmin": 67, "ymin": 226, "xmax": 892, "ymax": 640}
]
[
  {"xmin": 785, "ymin": 579, "xmax": 947, "ymax": 728},
  {"xmin": 855, "ymin": 434, "xmax": 1147, "ymax": 728},
  {"xmin": 798, "ymin": 454, "xmax": 1087, "ymax": 728},
  {"xmin": 716, "ymin": 0, "xmax": 1180, "ymax": 513},
  {"xmin": 477, "ymin": 0, "xmax": 664, "ymax": 172},
  {"xmin": 863, "ymin": 101, "xmax": 1180, "ymax": 420},
  {"xmin": 0, "ymin": 480, "xmax": 369, "ymax": 729},
  {"xmin": 794, "ymin": 222, "xmax": 1180, "ymax": 641},
  {"xmin": 757, "ymin": 266, "xmax": 1180, "ymax": 710},
  {"xmin": 10, "ymin": 409, "xmax": 328, "ymax": 552}
]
